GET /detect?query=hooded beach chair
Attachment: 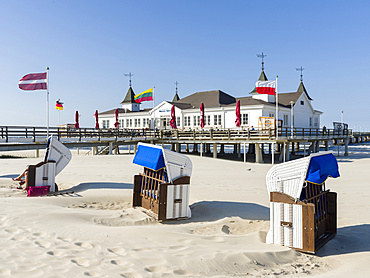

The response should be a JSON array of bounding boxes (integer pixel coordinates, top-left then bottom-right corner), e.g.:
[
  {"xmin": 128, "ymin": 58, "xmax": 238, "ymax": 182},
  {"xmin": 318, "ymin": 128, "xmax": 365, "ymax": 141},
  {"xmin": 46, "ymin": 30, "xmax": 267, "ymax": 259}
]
[
  {"xmin": 132, "ymin": 142, "xmax": 192, "ymax": 220},
  {"xmin": 266, "ymin": 151, "xmax": 340, "ymax": 253},
  {"xmin": 27, "ymin": 136, "xmax": 72, "ymax": 193}
]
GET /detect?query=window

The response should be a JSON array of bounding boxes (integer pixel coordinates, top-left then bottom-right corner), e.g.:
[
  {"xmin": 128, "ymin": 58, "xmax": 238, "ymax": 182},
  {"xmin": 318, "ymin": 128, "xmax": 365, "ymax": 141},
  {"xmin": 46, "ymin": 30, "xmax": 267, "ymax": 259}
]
[
  {"xmin": 214, "ymin": 115, "xmax": 222, "ymax": 125},
  {"xmin": 176, "ymin": 117, "xmax": 180, "ymax": 127},
  {"xmin": 283, "ymin": 115, "xmax": 289, "ymax": 126},
  {"xmin": 128, "ymin": 119, "xmax": 132, "ymax": 127},
  {"xmin": 309, "ymin": 117, "xmax": 312, "ymax": 127},
  {"xmin": 134, "ymin": 119, "xmax": 138, "ymax": 127},
  {"xmin": 102, "ymin": 120, "xmax": 110, "ymax": 129},
  {"xmin": 184, "ymin": 116, "xmax": 191, "ymax": 127},
  {"xmin": 314, "ymin": 117, "xmax": 318, "ymax": 127},
  {"xmin": 269, "ymin": 113, "xmax": 274, "ymax": 118},
  {"xmin": 206, "ymin": 115, "xmax": 211, "ymax": 126},
  {"xmin": 193, "ymin": 116, "xmax": 200, "ymax": 126},
  {"xmin": 300, "ymin": 100, "xmax": 304, "ymax": 105},
  {"xmin": 119, "ymin": 119, "xmax": 124, "ymax": 128},
  {"xmin": 241, "ymin": 114, "xmax": 248, "ymax": 125}
]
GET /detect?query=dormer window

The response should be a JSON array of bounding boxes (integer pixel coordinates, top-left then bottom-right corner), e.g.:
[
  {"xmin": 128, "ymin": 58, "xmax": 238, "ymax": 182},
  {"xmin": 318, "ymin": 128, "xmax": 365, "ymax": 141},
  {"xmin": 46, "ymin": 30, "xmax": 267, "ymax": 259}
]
[{"xmin": 300, "ymin": 100, "xmax": 304, "ymax": 105}]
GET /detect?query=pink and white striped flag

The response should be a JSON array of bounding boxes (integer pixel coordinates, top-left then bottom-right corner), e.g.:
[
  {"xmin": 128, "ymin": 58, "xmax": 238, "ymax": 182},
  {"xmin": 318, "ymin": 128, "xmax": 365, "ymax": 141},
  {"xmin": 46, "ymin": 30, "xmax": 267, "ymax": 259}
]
[
  {"xmin": 255, "ymin": 80, "xmax": 276, "ymax": 95},
  {"xmin": 18, "ymin": 72, "xmax": 47, "ymax": 90}
]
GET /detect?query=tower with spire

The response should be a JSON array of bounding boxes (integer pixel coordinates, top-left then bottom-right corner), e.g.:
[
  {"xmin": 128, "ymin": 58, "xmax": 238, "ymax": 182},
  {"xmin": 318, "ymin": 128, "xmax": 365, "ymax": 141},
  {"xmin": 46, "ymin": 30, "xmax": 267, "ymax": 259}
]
[{"xmin": 121, "ymin": 72, "xmax": 140, "ymax": 112}]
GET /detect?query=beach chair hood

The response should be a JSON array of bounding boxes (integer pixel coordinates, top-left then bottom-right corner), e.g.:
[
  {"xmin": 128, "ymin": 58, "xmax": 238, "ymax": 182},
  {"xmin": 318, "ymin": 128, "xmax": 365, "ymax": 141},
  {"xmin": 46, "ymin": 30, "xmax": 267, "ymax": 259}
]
[
  {"xmin": 266, "ymin": 151, "xmax": 340, "ymax": 200},
  {"xmin": 44, "ymin": 136, "xmax": 72, "ymax": 176},
  {"xmin": 133, "ymin": 142, "xmax": 192, "ymax": 183}
]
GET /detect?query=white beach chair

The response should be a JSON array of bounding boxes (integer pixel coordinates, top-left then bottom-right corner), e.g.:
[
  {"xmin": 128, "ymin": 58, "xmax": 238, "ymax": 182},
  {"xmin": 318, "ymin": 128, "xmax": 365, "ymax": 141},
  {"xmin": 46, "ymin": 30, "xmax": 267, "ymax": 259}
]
[
  {"xmin": 27, "ymin": 136, "xmax": 72, "ymax": 193},
  {"xmin": 266, "ymin": 151, "xmax": 340, "ymax": 253},
  {"xmin": 132, "ymin": 142, "xmax": 192, "ymax": 220}
]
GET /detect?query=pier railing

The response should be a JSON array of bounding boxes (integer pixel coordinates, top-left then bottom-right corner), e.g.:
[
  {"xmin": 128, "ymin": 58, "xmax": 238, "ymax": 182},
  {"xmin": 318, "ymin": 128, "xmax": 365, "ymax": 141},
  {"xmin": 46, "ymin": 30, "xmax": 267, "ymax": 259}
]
[{"xmin": 0, "ymin": 125, "xmax": 352, "ymax": 143}]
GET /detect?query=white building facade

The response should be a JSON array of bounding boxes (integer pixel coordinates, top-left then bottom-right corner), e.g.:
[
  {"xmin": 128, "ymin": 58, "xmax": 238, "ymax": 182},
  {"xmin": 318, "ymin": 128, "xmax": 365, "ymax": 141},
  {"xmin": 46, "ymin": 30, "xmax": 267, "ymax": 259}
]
[{"xmin": 98, "ymin": 72, "xmax": 322, "ymax": 131}]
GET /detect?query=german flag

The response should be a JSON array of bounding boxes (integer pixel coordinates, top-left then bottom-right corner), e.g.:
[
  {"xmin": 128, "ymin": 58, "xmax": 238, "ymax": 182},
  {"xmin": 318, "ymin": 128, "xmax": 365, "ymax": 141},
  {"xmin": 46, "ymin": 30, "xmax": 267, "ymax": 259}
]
[{"xmin": 55, "ymin": 99, "xmax": 63, "ymax": 110}]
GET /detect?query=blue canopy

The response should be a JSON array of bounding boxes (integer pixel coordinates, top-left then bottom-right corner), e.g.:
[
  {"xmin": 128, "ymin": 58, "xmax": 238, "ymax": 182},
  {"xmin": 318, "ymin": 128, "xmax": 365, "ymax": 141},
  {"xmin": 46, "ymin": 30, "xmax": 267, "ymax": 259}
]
[
  {"xmin": 133, "ymin": 144, "xmax": 166, "ymax": 171},
  {"xmin": 306, "ymin": 153, "xmax": 340, "ymax": 185}
]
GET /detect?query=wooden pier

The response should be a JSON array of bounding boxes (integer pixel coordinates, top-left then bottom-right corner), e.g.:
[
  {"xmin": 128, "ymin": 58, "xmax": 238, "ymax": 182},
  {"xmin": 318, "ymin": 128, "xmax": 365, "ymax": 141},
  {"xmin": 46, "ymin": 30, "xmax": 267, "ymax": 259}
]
[{"xmin": 0, "ymin": 125, "xmax": 368, "ymax": 163}]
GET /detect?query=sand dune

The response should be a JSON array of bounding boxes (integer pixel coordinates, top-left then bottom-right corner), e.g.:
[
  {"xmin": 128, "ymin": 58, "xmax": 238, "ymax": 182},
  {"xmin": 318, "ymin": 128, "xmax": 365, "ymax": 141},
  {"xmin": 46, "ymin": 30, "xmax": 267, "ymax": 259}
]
[{"xmin": 0, "ymin": 146, "xmax": 369, "ymax": 277}]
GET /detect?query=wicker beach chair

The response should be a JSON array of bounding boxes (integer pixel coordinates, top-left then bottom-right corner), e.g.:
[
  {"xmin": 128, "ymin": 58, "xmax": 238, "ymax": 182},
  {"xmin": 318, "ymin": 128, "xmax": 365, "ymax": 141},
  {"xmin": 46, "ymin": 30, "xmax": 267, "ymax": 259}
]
[
  {"xmin": 266, "ymin": 151, "xmax": 340, "ymax": 253},
  {"xmin": 27, "ymin": 136, "xmax": 72, "ymax": 193},
  {"xmin": 132, "ymin": 142, "xmax": 192, "ymax": 220}
]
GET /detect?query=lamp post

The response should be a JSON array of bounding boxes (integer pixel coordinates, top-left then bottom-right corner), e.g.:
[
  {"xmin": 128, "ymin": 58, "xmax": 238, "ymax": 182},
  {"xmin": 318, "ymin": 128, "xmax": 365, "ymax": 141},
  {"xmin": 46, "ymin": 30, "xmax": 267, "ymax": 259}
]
[
  {"xmin": 341, "ymin": 110, "xmax": 343, "ymax": 124},
  {"xmin": 290, "ymin": 101, "xmax": 294, "ymax": 138}
]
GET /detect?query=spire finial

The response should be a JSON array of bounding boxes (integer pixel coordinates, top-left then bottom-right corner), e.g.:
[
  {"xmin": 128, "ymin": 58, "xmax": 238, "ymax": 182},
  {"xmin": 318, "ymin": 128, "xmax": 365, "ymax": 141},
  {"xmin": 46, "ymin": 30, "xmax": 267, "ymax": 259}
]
[
  {"xmin": 124, "ymin": 72, "xmax": 134, "ymax": 87},
  {"xmin": 295, "ymin": 66, "xmax": 304, "ymax": 82},
  {"xmin": 256, "ymin": 52, "xmax": 267, "ymax": 71},
  {"xmin": 174, "ymin": 81, "xmax": 179, "ymax": 94}
]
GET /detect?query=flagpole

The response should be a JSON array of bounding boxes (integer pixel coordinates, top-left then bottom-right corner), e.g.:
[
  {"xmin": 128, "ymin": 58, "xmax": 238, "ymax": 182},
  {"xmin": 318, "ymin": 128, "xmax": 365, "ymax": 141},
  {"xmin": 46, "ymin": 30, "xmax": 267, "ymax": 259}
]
[
  {"xmin": 153, "ymin": 86, "xmax": 155, "ymax": 131},
  {"xmin": 46, "ymin": 67, "xmax": 50, "ymax": 138},
  {"xmin": 275, "ymin": 75, "xmax": 278, "ymax": 140}
]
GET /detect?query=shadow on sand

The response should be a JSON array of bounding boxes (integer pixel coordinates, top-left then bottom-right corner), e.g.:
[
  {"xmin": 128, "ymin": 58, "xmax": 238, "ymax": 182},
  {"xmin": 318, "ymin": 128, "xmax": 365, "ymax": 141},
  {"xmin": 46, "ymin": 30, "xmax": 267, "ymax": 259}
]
[
  {"xmin": 59, "ymin": 182, "xmax": 133, "ymax": 194},
  {"xmin": 164, "ymin": 200, "xmax": 269, "ymax": 225},
  {"xmin": 317, "ymin": 224, "xmax": 370, "ymax": 257}
]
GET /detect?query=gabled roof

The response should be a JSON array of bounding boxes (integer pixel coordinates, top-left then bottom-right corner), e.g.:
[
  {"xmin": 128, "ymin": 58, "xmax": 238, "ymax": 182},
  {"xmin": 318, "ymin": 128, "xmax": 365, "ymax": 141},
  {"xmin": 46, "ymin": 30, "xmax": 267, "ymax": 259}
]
[
  {"xmin": 121, "ymin": 87, "xmax": 136, "ymax": 104},
  {"xmin": 297, "ymin": 81, "xmax": 313, "ymax": 100},
  {"xmin": 250, "ymin": 71, "xmax": 268, "ymax": 94},
  {"xmin": 99, "ymin": 108, "xmax": 151, "ymax": 115},
  {"xmin": 172, "ymin": 92, "xmax": 180, "ymax": 102},
  {"xmin": 173, "ymin": 90, "xmax": 235, "ymax": 108}
]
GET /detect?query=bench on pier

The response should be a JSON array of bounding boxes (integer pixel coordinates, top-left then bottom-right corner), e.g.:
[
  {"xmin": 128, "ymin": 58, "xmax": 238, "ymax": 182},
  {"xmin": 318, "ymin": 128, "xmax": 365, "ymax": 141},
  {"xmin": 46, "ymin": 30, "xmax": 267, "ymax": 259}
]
[
  {"xmin": 132, "ymin": 143, "xmax": 192, "ymax": 220},
  {"xmin": 266, "ymin": 151, "xmax": 340, "ymax": 253},
  {"xmin": 27, "ymin": 136, "xmax": 72, "ymax": 194}
]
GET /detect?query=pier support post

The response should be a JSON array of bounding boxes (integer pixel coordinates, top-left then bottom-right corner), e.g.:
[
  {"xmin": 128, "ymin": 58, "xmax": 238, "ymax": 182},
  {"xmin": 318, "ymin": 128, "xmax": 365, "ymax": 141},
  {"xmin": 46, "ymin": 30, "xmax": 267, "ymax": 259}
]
[
  {"xmin": 35, "ymin": 149, "xmax": 39, "ymax": 158},
  {"xmin": 315, "ymin": 141, "xmax": 320, "ymax": 153},
  {"xmin": 114, "ymin": 145, "xmax": 119, "ymax": 155},
  {"xmin": 200, "ymin": 143, "xmax": 203, "ymax": 157},
  {"xmin": 171, "ymin": 144, "xmax": 175, "ymax": 151},
  {"xmin": 213, "ymin": 143, "xmax": 217, "ymax": 158},
  {"xmin": 255, "ymin": 143, "xmax": 264, "ymax": 163},
  {"xmin": 325, "ymin": 141, "xmax": 329, "ymax": 151},
  {"xmin": 291, "ymin": 142, "xmax": 295, "ymax": 155},
  {"xmin": 243, "ymin": 143, "xmax": 246, "ymax": 163},
  {"xmin": 109, "ymin": 142, "xmax": 113, "ymax": 155},
  {"xmin": 238, "ymin": 143, "xmax": 241, "ymax": 158},
  {"xmin": 92, "ymin": 147, "xmax": 97, "ymax": 155},
  {"xmin": 193, "ymin": 144, "xmax": 198, "ymax": 153},
  {"xmin": 134, "ymin": 144, "xmax": 138, "ymax": 154},
  {"xmin": 286, "ymin": 143, "xmax": 290, "ymax": 161},
  {"xmin": 344, "ymin": 138, "xmax": 349, "ymax": 156},
  {"xmin": 176, "ymin": 143, "xmax": 181, "ymax": 153},
  {"xmin": 271, "ymin": 143, "xmax": 275, "ymax": 165},
  {"xmin": 220, "ymin": 144, "xmax": 225, "ymax": 154},
  {"xmin": 186, "ymin": 144, "xmax": 189, "ymax": 152}
]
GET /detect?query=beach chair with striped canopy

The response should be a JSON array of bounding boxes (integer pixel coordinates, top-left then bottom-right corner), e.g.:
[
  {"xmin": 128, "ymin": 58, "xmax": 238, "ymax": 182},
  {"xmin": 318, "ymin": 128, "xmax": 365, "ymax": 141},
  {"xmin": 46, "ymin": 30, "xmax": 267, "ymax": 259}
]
[
  {"xmin": 132, "ymin": 142, "xmax": 192, "ymax": 220},
  {"xmin": 27, "ymin": 136, "xmax": 72, "ymax": 193},
  {"xmin": 266, "ymin": 151, "xmax": 340, "ymax": 253}
]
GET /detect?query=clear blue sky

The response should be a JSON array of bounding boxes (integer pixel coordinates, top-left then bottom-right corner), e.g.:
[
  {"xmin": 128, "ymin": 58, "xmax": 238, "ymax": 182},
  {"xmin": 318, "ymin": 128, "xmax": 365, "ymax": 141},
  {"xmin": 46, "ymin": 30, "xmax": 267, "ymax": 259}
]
[{"xmin": 1, "ymin": 0, "xmax": 369, "ymax": 130}]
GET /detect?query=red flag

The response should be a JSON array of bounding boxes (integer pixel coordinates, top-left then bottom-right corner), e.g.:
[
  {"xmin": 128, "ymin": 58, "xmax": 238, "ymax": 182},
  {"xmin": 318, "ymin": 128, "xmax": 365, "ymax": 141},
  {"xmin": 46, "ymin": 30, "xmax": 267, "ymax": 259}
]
[
  {"xmin": 235, "ymin": 100, "xmax": 241, "ymax": 127},
  {"xmin": 255, "ymin": 80, "xmax": 276, "ymax": 95},
  {"xmin": 19, "ymin": 72, "xmax": 47, "ymax": 91},
  {"xmin": 170, "ymin": 105, "xmax": 177, "ymax": 129},
  {"xmin": 200, "ymin": 103, "xmax": 205, "ymax": 128}
]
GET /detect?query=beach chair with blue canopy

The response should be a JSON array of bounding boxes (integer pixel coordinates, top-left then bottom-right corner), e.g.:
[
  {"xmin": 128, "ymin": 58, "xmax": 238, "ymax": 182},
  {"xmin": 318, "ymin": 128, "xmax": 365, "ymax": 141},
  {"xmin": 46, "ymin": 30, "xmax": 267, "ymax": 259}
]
[
  {"xmin": 27, "ymin": 136, "xmax": 72, "ymax": 193},
  {"xmin": 265, "ymin": 151, "xmax": 339, "ymax": 253},
  {"xmin": 132, "ymin": 142, "xmax": 192, "ymax": 220}
]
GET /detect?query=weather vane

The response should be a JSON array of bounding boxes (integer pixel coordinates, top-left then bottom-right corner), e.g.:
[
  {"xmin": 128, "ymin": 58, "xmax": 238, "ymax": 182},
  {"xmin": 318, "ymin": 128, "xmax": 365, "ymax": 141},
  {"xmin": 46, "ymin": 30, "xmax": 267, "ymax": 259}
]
[
  {"xmin": 124, "ymin": 72, "xmax": 134, "ymax": 87},
  {"xmin": 174, "ymin": 81, "xmax": 179, "ymax": 94},
  {"xmin": 295, "ymin": 66, "xmax": 304, "ymax": 82},
  {"xmin": 256, "ymin": 52, "xmax": 267, "ymax": 71}
]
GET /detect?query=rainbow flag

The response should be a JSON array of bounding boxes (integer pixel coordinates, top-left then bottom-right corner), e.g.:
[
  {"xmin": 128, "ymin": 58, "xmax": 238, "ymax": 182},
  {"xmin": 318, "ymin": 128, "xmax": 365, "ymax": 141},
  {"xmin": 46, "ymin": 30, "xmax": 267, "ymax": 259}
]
[
  {"xmin": 55, "ymin": 100, "xmax": 63, "ymax": 110},
  {"xmin": 134, "ymin": 88, "xmax": 153, "ymax": 103}
]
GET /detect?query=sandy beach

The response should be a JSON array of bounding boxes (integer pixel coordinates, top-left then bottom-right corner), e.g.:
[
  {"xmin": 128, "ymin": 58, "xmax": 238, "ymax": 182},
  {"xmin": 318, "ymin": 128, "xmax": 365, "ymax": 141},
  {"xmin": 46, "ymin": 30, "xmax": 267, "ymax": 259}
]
[{"xmin": 0, "ymin": 144, "xmax": 370, "ymax": 278}]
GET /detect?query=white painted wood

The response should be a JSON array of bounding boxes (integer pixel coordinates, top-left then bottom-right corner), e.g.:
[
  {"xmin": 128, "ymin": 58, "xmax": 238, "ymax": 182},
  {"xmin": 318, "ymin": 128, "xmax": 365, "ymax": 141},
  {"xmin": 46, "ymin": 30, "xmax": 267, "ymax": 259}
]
[{"xmin": 166, "ymin": 185, "xmax": 190, "ymax": 219}]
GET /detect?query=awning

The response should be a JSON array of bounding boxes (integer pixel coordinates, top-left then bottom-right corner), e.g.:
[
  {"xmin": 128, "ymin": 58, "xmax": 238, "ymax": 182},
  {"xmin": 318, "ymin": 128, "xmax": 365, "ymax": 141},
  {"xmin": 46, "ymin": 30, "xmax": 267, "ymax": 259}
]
[
  {"xmin": 133, "ymin": 144, "xmax": 166, "ymax": 171},
  {"xmin": 306, "ymin": 153, "xmax": 340, "ymax": 185}
]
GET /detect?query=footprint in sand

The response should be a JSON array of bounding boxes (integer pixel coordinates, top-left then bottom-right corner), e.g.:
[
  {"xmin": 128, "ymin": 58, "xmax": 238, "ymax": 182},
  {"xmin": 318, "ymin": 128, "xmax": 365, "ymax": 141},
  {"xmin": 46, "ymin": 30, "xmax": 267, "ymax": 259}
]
[
  {"xmin": 32, "ymin": 232, "xmax": 47, "ymax": 237},
  {"xmin": 71, "ymin": 258, "xmax": 90, "ymax": 267},
  {"xmin": 0, "ymin": 268, "xmax": 11, "ymax": 276},
  {"xmin": 11, "ymin": 235, "xmax": 27, "ymax": 241},
  {"xmin": 107, "ymin": 247, "xmax": 126, "ymax": 256},
  {"xmin": 144, "ymin": 265, "xmax": 171, "ymax": 273},
  {"xmin": 173, "ymin": 269, "xmax": 193, "ymax": 275},
  {"xmin": 110, "ymin": 259, "xmax": 132, "ymax": 266},
  {"xmin": 4, "ymin": 228, "xmax": 21, "ymax": 234},
  {"xmin": 47, "ymin": 250, "xmax": 64, "ymax": 257},
  {"xmin": 75, "ymin": 242, "xmax": 93, "ymax": 249},
  {"xmin": 169, "ymin": 245, "xmax": 188, "ymax": 251},
  {"xmin": 57, "ymin": 236, "xmax": 73, "ymax": 242},
  {"xmin": 120, "ymin": 272, "xmax": 143, "ymax": 278},
  {"xmin": 35, "ymin": 240, "xmax": 51, "ymax": 248},
  {"xmin": 84, "ymin": 270, "xmax": 101, "ymax": 277}
]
